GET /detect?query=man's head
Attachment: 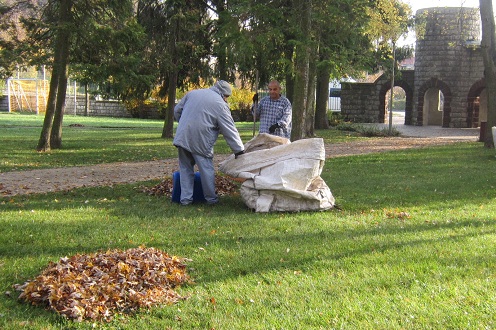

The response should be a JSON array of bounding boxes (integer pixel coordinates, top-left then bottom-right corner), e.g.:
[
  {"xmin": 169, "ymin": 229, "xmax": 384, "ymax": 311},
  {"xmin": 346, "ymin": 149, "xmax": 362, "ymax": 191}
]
[
  {"xmin": 214, "ymin": 80, "xmax": 232, "ymax": 99},
  {"xmin": 268, "ymin": 80, "xmax": 282, "ymax": 100}
]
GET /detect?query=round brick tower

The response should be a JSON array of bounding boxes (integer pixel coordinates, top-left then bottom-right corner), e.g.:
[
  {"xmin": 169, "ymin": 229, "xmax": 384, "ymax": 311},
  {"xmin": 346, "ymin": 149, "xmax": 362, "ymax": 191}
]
[{"xmin": 413, "ymin": 7, "xmax": 484, "ymax": 127}]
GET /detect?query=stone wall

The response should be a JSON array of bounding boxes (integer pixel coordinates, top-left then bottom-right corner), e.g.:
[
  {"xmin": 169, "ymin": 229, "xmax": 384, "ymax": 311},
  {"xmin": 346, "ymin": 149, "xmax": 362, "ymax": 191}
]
[
  {"xmin": 64, "ymin": 97, "xmax": 131, "ymax": 118},
  {"xmin": 0, "ymin": 95, "xmax": 162, "ymax": 119},
  {"xmin": 341, "ymin": 70, "xmax": 415, "ymax": 124},
  {"xmin": 340, "ymin": 82, "xmax": 379, "ymax": 123}
]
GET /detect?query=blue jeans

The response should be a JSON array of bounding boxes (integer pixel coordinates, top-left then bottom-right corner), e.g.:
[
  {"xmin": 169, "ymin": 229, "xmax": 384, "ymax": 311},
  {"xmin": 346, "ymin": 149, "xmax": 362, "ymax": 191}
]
[{"xmin": 177, "ymin": 147, "xmax": 218, "ymax": 205}]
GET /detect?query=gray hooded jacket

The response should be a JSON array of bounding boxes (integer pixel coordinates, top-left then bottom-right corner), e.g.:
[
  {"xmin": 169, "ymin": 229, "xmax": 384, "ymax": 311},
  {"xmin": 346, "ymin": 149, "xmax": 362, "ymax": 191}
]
[{"xmin": 173, "ymin": 85, "xmax": 244, "ymax": 158}]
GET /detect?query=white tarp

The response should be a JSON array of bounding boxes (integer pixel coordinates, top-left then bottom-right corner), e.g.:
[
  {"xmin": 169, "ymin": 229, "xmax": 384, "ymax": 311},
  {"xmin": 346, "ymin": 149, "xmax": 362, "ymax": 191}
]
[{"xmin": 219, "ymin": 133, "xmax": 335, "ymax": 212}]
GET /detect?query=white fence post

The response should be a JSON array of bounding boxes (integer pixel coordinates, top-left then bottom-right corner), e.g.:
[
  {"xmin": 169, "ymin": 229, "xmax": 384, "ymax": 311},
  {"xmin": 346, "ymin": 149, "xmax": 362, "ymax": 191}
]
[{"xmin": 7, "ymin": 78, "xmax": 11, "ymax": 113}]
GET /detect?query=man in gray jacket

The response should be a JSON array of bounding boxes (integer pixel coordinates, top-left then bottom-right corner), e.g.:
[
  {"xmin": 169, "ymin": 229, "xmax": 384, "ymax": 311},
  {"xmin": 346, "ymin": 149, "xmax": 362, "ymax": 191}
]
[{"xmin": 173, "ymin": 80, "xmax": 244, "ymax": 205}]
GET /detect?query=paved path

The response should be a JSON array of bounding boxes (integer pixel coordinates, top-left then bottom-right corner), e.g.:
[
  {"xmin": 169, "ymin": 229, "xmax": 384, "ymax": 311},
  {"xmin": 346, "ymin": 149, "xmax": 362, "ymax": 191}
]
[
  {"xmin": 0, "ymin": 124, "xmax": 481, "ymax": 197},
  {"xmin": 371, "ymin": 123, "xmax": 480, "ymax": 140},
  {"xmin": 370, "ymin": 111, "xmax": 480, "ymax": 140}
]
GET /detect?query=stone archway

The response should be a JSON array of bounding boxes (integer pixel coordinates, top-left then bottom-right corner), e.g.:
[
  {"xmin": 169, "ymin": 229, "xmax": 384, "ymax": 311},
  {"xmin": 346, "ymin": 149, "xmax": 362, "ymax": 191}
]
[
  {"xmin": 379, "ymin": 78, "xmax": 414, "ymax": 125},
  {"xmin": 416, "ymin": 78, "xmax": 452, "ymax": 127},
  {"xmin": 467, "ymin": 78, "xmax": 487, "ymax": 128},
  {"xmin": 340, "ymin": 70, "xmax": 414, "ymax": 124}
]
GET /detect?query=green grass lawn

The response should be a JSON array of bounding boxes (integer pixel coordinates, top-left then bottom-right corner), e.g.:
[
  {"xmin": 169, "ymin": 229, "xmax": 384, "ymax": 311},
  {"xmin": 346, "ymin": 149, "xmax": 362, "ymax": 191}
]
[
  {"xmin": 0, "ymin": 112, "xmax": 363, "ymax": 172},
  {"xmin": 0, "ymin": 113, "xmax": 495, "ymax": 329}
]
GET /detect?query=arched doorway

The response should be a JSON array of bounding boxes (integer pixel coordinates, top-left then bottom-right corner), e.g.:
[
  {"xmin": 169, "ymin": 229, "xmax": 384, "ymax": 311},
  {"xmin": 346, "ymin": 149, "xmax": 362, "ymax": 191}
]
[
  {"xmin": 467, "ymin": 79, "xmax": 487, "ymax": 128},
  {"xmin": 423, "ymin": 88, "xmax": 444, "ymax": 126},
  {"xmin": 416, "ymin": 78, "xmax": 452, "ymax": 127},
  {"xmin": 385, "ymin": 86, "xmax": 407, "ymax": 125},
  {"xmin": 379, "ymin": 78, "xmax": 414, "ymax": 125}
]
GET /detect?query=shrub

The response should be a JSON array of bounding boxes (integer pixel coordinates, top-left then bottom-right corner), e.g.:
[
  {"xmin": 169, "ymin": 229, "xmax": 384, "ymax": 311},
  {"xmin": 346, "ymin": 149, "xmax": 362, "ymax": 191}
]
[
  {"xmin": 123, "ymin": 98, "xmax": 166, "ymax": 119},
  {"xmin": 335, "ymin": 122, "xmax": 362, "ymax": 132},
  {"xmin": 358, "ymin": 125, "xmax": 401, "ymax": 137},
  {"xmin": 328, "ymin": 111, "xmax": 344, "ymax": 126},
  {"xmin": 228, "ymin": 88, "xmax": 255, "ymax": 121}
]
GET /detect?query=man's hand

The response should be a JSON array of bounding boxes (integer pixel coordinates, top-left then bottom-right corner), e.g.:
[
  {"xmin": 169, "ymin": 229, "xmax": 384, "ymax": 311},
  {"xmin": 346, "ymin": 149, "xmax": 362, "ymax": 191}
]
[{"xmin": 269, "ymin": 123, "xmax": 280, "ymax": 133}]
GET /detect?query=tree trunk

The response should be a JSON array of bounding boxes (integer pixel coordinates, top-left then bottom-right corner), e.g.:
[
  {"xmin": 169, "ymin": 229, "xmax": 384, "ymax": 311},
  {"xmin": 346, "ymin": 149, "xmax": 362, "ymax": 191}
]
[
  {"xmin": 281, "ymin": 0, "xmax": 294, "ymax": 104},
  {"xmin": 50, "ymin": 63, "xmax": 69, "ymax": 149},
  {"xmin": 480, "ymin": 0, "xmax": 496, "ymax": 148},
  {"xmin": 315, "ymin": 69, "xmax": 330, "ymax": 130},
  {"xmin": 37, "ymin": 68, "xmax": 59, "ymax": 152},
  {"xmin": 305, "ymin": 46, "xmax": 317, "ymax": 137},
  {"xmin": 162, "ymin": 69, "xmax": 177, "ymax": 138},
  {"xmin": 285, "ymin": 72, "xmax": 295, "ymax": 105},
  {"xmin": 284, "ymin": 45, "xmax": 295, "ymax": 104},
  {"xmin": 315, "ymin": 46, "xmax": 330, "ymax": 130},
  {"xmin": 290, "ymin": 0, "xmax": 311, "ymax": 141},
  {"xmin": 162, "ymin": 13, "xmax": 179, "ymax": 139},
  {"xmin": 215, "ymin": 1, "xmax": 228, "ymax": 80},
  {"xmin": 36, "ymin": 0, "xmax": 72, "ymax": 152}
]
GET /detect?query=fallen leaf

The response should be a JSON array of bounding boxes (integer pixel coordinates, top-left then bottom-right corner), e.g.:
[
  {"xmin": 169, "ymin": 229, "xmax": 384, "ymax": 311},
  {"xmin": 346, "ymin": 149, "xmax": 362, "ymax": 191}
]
[{"xmin": 14, "ymin": 247, "xmax": 192, "ymax": 322}]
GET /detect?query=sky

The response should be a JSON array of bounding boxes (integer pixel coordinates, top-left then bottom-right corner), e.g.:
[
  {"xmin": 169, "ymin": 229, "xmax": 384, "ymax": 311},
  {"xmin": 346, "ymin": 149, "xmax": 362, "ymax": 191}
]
[
  {"xmin": 405, "ymin": 0, "xmax": 481, "ymax": 13},
  {"xmin": 398, "ymin": 0, "xmax": 492, "ymax": 46}
]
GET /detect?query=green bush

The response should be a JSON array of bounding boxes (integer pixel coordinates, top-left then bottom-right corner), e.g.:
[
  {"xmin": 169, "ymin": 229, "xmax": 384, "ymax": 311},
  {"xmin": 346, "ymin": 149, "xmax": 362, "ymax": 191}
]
[
  {"xmin": 335, "ymin": 121, "xmax": 361, "ymax": 132},
  {"xmin": 327, "ymin": 111, "xmax": 344, "ymax": 126}
]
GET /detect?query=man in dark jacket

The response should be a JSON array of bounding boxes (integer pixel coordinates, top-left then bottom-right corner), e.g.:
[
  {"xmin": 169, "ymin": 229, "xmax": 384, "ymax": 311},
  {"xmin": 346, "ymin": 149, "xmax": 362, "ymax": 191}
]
[{"xmin": 173, "ymin": 80, "xmax": 244, "ymax": 205}]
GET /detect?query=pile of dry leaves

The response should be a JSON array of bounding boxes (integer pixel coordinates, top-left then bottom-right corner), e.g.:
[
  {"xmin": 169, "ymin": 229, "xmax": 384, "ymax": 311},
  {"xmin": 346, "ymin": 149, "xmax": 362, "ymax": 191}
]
[
  {"xmin": 142, "ymin": 174, "xmax": 239, "ymax": 197},
  {"xmin": 14, "ymin": 247, "xmax": 191, "ymax": 322}
]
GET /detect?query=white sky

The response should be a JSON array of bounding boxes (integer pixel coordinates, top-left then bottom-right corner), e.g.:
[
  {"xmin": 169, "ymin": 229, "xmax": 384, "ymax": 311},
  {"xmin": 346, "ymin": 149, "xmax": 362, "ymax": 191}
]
[
  {"xmin": 398, "ymin": 0, "xmax": 492, "ymax": 46},
  {"xmin": 405, "ymin": 0, "xmax": 481, "ymax": 13}
]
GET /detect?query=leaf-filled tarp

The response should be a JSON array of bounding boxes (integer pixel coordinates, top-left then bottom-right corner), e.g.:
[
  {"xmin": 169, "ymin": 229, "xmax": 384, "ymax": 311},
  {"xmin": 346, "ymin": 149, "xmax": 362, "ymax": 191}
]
[{"xmin": 219, "ymin": 133, "xmax": 335, "ymax": 212}]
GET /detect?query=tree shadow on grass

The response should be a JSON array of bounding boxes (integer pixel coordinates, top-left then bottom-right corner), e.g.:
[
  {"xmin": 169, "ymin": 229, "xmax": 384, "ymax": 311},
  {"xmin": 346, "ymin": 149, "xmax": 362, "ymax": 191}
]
[
  {"xmin": 1, "ymin": 185, "xmax": 495, "ymax": 282},
  {"xmin": 1, "ymin": 183, "xmax": 495, "ymax": 326}
]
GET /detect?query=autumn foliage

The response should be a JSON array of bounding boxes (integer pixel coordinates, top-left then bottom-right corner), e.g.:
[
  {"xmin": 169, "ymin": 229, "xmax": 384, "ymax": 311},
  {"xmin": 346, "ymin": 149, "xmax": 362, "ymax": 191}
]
[
  {"xmin": 14, "ymin": 247, "xmax": 191, "ymax": 322},
  {"xmin": 142, "ymin": 174, "xmax": 239, "ymax": 197}
]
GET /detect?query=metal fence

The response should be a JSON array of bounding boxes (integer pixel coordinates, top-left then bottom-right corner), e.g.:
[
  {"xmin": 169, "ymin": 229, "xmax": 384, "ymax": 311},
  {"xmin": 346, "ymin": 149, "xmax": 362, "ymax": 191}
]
[
  {"xmin": 328, "ymin": 88, "xmax": 341, "ymax": 112},
  {"xmin": 3, "ymin": 77, "xmax": 82, "ymax": 114}
]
